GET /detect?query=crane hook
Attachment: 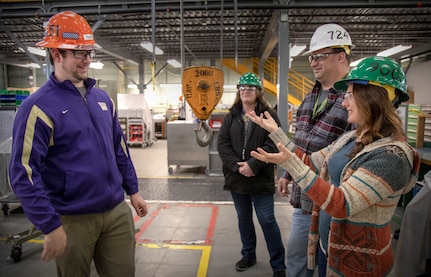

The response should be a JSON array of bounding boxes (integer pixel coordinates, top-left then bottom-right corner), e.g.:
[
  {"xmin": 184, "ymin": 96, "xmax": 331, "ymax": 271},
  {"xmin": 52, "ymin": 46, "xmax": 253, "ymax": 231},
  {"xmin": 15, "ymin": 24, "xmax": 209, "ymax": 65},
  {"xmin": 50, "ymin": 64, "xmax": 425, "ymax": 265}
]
[{"xmin": 194, "ymin": 120, "xmax": 213, "ymax": 147}]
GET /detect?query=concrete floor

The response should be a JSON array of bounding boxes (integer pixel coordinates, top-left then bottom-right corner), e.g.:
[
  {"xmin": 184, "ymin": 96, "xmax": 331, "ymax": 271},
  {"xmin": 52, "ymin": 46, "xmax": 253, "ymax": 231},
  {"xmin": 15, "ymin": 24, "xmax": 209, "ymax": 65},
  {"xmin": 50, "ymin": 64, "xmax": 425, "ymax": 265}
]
[
  {"xmin": 0, "ymin": 138, "xmax": 405, "ymax": 277},
  {"xmin": 0, "ymin": 138, "xmax": 294, "ymax": 277}
]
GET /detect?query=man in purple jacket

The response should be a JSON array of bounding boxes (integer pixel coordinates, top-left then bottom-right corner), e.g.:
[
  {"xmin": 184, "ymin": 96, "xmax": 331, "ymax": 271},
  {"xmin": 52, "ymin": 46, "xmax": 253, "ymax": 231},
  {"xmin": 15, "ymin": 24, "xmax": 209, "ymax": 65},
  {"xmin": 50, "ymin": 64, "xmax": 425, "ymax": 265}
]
[{"xmin": 9, "ymin": 11, "xmax": 147, "ymax": 276}]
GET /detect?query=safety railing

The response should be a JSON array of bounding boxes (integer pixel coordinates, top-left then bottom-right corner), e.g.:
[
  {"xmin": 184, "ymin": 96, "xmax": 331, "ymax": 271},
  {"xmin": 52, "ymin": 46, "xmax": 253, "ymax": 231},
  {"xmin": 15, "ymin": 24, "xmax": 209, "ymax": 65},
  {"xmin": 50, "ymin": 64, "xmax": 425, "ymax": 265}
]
[{"xmin": 222, "ymin": 58, "xmax": 313, "ymax": 106}]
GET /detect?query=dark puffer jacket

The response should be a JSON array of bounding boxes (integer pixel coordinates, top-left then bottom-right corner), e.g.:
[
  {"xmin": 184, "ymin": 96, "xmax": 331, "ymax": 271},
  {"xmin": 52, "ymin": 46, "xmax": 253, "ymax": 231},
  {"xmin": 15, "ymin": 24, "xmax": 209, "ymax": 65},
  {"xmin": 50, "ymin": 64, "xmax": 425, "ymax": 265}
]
[{"xmin": 217, "ymin": 101, "xmax": 280, "ymax": 194}]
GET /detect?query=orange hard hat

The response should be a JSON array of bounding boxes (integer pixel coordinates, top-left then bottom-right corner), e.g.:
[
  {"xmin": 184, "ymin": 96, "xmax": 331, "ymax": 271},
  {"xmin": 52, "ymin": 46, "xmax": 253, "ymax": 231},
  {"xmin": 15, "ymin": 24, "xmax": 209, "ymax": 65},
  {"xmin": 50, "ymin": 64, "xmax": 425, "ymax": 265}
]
[{"xmin": 36, "ymin": 11, "xmax": 101, "ymax": 50}]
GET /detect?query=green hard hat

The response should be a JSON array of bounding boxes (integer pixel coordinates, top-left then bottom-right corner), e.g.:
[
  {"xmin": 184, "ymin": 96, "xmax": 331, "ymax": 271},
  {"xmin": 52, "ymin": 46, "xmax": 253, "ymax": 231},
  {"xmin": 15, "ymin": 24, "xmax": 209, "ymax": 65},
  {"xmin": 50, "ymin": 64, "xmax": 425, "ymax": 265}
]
[
  {"xmin": 237, "ymin": 72, "xmax": 262, "ymax": 89},
  {"xmin": 334, "ymin": 56, "xmax": 409, "ymax": 102}
]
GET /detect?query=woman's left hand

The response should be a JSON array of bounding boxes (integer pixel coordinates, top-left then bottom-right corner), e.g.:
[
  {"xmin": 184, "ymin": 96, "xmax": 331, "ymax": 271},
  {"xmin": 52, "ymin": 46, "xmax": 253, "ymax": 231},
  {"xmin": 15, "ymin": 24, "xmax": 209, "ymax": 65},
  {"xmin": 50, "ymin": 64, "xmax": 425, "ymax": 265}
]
[
  {"xmin": 246, "ymin": 111, "xmax": 278, "ymax": 133},
  {"xmin": 251, "ymin": 143, "xmax": 293, "ymax": 165}
]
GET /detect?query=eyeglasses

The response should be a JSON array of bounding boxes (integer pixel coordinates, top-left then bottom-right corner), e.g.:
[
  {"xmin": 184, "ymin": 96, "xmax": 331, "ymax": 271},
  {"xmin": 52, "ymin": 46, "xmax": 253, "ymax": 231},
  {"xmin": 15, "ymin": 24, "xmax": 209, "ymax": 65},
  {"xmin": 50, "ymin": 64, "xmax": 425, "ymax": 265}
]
[
  {"xmin": 60, "ymin": 49, "xmax": 95, "ymax": 59},
  {"xmin": 308, "ymin": 52, "xmax": 340, "ymax": 63},
  {"xmin": 71, "ymin": 50, "xmax": 95, "ymax": 59},
  {"xmin": 238, "ymin": 86, "xmax": 257, "ymax": 92},
  {"xmin": 344, "ymin": 92, "xmax": 354, "ymax": 103}
]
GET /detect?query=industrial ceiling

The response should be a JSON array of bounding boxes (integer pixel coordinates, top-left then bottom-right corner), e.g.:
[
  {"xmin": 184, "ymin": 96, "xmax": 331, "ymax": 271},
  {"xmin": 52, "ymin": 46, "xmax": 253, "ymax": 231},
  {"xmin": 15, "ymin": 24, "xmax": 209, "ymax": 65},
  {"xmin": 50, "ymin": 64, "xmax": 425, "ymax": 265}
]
[{"xmin": 1, "ymin": 0, "xmax": 431, "ymax": 69}]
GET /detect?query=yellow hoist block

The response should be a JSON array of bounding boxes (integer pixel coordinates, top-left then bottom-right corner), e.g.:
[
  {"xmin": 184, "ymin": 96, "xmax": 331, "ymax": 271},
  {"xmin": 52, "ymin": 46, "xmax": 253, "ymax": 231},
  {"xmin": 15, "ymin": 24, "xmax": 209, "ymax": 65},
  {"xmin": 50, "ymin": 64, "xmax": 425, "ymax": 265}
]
[{"xmin": 182, "ymin": 66, "xmax": 224, "ymax": 120}]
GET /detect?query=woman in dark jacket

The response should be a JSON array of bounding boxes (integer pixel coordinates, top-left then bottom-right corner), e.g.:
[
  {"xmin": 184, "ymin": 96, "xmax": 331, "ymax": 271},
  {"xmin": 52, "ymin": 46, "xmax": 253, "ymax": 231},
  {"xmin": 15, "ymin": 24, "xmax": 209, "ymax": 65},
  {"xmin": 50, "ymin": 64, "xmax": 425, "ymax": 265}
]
[{"xmin": 217, "ymin": 72, "xmax": 286, "ymax": 277}]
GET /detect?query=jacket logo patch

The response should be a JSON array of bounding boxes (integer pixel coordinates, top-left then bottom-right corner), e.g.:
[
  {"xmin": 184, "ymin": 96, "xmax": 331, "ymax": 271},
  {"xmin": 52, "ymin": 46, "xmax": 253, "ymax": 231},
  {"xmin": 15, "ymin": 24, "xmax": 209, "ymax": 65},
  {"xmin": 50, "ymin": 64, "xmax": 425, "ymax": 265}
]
[
  {"xmin": 62, "ymin": 109, "xmax": 68, "ymax": 114},
  {"xmin": 98, "ymin": 102, "xmax": 108, "ymax": 111}
]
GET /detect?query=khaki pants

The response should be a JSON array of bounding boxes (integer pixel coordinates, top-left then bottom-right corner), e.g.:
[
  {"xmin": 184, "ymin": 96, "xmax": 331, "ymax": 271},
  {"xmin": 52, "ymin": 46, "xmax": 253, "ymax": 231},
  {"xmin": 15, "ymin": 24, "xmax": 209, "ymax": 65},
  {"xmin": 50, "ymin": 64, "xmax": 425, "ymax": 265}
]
[{"xmin": 56, "ymin": 201, "xmax": 136, "ymax": 277}]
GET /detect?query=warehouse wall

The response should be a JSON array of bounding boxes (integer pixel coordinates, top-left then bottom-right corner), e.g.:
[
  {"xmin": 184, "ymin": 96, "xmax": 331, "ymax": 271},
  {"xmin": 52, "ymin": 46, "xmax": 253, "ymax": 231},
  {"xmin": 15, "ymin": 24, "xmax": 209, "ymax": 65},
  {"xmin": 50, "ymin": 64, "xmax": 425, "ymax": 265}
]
[{"xmin": 1, "ymin": 58, "xmax": 429, "ymax": 110}]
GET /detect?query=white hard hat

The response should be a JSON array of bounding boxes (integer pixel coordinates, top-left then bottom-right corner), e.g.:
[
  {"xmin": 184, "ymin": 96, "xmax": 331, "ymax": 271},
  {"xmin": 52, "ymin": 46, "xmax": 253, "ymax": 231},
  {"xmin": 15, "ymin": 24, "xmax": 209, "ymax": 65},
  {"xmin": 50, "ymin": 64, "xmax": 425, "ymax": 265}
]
[{"xmin": 303, "ymin": 23, "xmax": 354, "ymax": 55}]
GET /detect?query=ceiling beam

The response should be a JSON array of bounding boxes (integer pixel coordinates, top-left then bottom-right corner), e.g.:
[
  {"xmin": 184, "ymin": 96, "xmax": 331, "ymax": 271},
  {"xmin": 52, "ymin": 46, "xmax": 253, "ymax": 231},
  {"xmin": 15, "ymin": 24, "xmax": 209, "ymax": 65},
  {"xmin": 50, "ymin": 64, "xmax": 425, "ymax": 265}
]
[
  {"xmin": 0, "ymin": 19, "xmax": 43, "ymax": 67},
  {"xmin": 1, "ymin": 1, "xmax": 430, "ymax": 19},
  {"xmin": 258, "ymin": 10, "xmax": 279, "ymax": 62},
  {"xmin": 94, "ymin": 38, "xmax": 139, "ymax": 65}
]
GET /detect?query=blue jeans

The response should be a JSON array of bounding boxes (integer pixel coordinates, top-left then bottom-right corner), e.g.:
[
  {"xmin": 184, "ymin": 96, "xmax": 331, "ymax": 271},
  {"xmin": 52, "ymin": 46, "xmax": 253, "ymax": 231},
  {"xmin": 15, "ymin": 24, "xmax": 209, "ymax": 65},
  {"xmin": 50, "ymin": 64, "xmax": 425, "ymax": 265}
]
[
  {"xmin": 231, "ymin": 192, "xmax": 286, "ymax": 272},
  {"xmin": 318, "ymin": 243, "xmax": 327, "ymax": 277},
  {"xmin": 286, "ymin": 208, "xmax": 315, "ymax": 277}
]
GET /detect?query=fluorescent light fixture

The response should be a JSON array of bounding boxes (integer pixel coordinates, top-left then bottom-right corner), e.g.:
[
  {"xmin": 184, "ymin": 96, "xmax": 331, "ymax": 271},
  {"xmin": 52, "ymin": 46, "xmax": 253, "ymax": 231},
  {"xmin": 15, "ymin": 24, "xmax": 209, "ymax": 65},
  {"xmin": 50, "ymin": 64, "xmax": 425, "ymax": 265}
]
[
  {"xmin": 89, "ymin": 61, "xmax": 104, "ymax": 69},
  {"xmin": 290, "ymin": 44, "xmax": 306, "ymax": 57},
  {"xmin": 140, "ymin": 41, "xmax": 164, "ymax": 55},
  {"xmin": 28, "ymin": 46, "xmax": 46, "ymax": 57},
  {"xmin": 24, "ymin": 63, "xmax": 41, "ymax": 68},
  {"xmin": 350, "ymin": 57, "xmax": 366, "ymax": 67},
  {"xmin": 19, "ymin": 46, "xmax": 46, "ymax": 57},
  {"xmin": 167, "ymin": 59, "xmax": 182, "ymax": 68},
  {"xmin": 377, "ymin": 45, "xmax": 412, "ymax": 57}
]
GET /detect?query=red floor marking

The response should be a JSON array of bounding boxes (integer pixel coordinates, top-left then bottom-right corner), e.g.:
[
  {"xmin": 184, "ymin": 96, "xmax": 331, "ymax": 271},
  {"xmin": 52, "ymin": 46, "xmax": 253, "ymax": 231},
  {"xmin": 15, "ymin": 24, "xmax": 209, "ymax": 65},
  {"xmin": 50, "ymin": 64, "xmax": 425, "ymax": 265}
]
[
  {"xmin": 133, "ymin": 204, "xmax": 165, "ymax": 239},
  {"xmin": 133, "ymin": 203, "xmax": 218, "ymax": 245},
  {"xmin": 206, "ymin": 205, "xmax": 218, "ymax": 245},
  {"xmin": 177, "ymin": 203, "xmax": 218, "ymax": 245}
]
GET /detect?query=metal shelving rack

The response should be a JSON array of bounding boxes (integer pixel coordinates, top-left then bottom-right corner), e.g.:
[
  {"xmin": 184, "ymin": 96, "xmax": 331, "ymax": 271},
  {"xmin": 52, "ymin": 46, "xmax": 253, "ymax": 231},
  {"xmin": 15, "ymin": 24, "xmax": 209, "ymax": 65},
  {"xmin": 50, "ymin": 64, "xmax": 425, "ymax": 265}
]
[
  {"xmin": 118, "ymin": 117, "xmax": 152, "ymax": 147},
  {"xmin": 407, "ymin": 104, "xmax": 431, "ymax": 147},
  {"xmin": 127, "ymin": 118, "xmax": 145, "ymax": 146}
]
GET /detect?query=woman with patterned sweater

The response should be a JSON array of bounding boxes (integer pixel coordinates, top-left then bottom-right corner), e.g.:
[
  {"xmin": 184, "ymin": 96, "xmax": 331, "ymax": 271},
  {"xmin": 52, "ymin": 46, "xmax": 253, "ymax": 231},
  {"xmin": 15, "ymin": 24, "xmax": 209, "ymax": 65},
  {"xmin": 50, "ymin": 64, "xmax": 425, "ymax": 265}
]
[{"xmin": 246, "ymin": 56, "xmax": 420, "ymax": 277}]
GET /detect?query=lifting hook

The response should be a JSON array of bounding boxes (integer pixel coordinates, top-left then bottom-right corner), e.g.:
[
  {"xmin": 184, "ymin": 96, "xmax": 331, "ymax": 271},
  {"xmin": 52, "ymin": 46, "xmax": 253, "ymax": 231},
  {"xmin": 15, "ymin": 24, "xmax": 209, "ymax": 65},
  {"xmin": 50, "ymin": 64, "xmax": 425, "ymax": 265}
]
[
  {"xmin": 182, "ymin": 66, "xmax": 224, "ymax": 147},
  {"xmin": 194, "ymin": 120, "xmax": 213, "ymax": 147}
]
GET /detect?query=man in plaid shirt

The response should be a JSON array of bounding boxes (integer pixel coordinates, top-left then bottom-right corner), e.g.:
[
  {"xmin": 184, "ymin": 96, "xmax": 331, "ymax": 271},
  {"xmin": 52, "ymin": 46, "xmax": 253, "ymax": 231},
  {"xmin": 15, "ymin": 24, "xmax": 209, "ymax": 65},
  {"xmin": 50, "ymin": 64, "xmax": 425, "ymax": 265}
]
[{"xmin": 277, "ymin": 23, "xmax": 355, "ymax": 277}]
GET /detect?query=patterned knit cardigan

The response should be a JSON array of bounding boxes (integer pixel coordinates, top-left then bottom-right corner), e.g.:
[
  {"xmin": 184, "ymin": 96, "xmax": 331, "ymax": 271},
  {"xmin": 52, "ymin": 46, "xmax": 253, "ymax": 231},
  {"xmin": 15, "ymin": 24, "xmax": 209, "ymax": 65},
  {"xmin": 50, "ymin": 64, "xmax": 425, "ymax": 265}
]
[{"xmin": 269, "ymin": 128, "xmax": 421, "ymax": 277}]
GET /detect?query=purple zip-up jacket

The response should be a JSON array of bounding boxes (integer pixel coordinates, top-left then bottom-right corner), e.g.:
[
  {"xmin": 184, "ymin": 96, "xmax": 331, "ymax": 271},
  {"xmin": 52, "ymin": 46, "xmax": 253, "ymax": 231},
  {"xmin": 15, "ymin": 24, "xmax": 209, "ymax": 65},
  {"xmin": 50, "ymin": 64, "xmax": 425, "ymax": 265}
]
[{"xmin": 9, "ymin": 72, "xmax": 139, "ymax": 234}]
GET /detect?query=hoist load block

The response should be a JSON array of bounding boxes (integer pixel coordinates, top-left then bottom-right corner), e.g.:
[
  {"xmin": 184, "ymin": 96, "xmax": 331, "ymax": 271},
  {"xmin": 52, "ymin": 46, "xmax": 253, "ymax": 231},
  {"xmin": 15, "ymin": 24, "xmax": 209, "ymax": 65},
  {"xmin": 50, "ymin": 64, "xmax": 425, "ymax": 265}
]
[{"xmin": 182, "ymin": 66, "xmax": 224, "ymax": 120}]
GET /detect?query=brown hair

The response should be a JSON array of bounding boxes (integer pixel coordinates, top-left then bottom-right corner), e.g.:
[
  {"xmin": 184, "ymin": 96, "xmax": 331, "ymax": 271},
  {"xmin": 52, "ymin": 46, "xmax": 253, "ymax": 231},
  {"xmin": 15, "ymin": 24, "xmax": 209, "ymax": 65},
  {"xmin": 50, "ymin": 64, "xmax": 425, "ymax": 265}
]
[
  {"xmin": 48, "ymin": 49, "xmax": 67, "ymax": 65},
  {"xmin": 332, "ymin": 47, "xmax": 352, "ymax": 64},
  {"xmin": 349, "ymin": 83, "xmax": 406, "ymax": 157}
]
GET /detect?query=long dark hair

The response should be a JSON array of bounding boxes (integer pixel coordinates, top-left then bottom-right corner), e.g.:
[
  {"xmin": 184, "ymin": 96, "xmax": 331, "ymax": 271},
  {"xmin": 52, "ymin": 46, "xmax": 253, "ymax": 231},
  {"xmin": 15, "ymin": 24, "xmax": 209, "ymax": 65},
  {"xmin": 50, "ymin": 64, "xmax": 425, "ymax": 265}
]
[{"xmin": 349, "ymin": 84, "xmax": 406, "ymax": 157}]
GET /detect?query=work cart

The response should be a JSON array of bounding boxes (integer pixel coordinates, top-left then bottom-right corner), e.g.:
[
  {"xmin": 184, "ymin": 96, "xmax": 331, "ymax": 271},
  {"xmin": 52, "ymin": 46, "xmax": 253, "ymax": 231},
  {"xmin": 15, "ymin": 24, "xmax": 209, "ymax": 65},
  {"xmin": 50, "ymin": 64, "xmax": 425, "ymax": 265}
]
[{"xmin": 0, "ymin": 107, "xmax": 43, "ymax": 263}]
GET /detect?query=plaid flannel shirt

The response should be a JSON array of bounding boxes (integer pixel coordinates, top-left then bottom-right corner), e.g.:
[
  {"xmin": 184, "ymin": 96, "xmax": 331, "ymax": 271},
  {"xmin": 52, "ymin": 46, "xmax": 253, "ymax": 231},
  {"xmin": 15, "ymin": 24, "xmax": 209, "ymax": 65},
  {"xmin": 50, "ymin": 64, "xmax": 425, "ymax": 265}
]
[{"xmin": 286, "ymin": 81, "xmax": 353, "ymax": 213}]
